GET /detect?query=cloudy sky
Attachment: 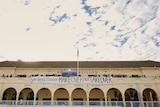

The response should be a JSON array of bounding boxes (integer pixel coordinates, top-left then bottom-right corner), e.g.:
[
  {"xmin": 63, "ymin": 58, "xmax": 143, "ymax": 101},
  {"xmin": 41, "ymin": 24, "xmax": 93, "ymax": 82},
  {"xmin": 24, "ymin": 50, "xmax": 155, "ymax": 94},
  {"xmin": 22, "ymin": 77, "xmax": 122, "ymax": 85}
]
[{"xmin": 0, "ymin": 0, "xmax": 160, "ymax": 62}]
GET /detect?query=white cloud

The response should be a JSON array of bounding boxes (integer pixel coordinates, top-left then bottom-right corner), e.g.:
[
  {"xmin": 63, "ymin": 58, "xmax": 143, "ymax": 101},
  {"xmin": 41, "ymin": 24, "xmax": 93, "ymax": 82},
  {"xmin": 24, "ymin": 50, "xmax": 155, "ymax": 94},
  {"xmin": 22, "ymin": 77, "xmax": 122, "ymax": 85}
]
[{"xmin": 0, "ymin": 0, "xmax": 160, "ymax": 62}]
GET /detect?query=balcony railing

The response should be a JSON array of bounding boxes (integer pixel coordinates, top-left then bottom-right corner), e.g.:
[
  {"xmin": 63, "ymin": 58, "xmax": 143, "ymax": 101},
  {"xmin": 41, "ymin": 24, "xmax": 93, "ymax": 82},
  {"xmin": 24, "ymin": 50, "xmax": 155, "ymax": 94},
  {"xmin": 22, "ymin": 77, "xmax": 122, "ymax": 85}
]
[{"xmin": 0, "ymin": 100, "xmax": 160, "ymax": 107}]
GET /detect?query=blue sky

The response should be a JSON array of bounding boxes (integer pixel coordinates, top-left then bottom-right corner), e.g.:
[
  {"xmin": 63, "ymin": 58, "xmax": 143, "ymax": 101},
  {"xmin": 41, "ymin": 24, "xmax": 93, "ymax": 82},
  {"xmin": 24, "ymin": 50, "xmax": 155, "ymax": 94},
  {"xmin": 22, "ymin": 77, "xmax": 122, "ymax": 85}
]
[{"xmin": 0, "ymin": 0, "xmax": 160, "ymax": 62}]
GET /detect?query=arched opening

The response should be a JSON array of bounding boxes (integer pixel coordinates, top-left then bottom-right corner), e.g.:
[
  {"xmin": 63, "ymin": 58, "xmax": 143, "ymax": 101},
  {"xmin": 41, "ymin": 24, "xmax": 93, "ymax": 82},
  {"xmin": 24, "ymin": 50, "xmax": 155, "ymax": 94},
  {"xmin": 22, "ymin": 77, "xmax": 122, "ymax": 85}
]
[
  {"xmin": 89, "ymin": 88, "xmax": 105, "ymax": 105},
  {"xmin": 18, "ymin": 88, "xmax": 34, "ymax": 100},
  {"xmin": 125, "ymin": 88, "xmax": 139, "ymax": 101},
  {"xmin": 107, "ymin": 88, "xmax": 123, "ymax": 107},
  {"xmin": 71, "ymin": 88, "xmax": 87, "ymax": 105},
  {"xmin": 54, "ymin": 88, "xmax": 69, "ymax": 105},
  {"xmin": 143, "ymin": 88, "xmax": 158, "ymax": 107},
  {"xmin": 143, "ymin": 88, "xmax": 158, "ymax": 101},
  {"xmin": 124, "ymin": 88, "xmax": 140, "ymax": 107},
  {"xmin": 2, "ymin": 88, "xmax": 17, "ymax": 101},
  {"xmin": 36, "ymin": 88, "xmax": 51, "ymax": 105},
  {"xmin": 18, "ymin": 88, "xmax": 34, "ymax": 105},
  {"xmin": 107, "ymin": 88, "xmax": 122, "ymax": 101}
]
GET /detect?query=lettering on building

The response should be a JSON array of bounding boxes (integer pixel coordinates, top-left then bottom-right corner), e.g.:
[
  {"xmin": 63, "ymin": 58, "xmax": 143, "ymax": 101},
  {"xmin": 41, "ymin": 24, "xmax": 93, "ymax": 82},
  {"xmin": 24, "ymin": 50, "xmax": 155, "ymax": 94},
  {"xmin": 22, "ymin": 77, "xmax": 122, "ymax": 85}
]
[{"xmin": 31, "ymin": 76, "xmax": 112, "ymax": 84}]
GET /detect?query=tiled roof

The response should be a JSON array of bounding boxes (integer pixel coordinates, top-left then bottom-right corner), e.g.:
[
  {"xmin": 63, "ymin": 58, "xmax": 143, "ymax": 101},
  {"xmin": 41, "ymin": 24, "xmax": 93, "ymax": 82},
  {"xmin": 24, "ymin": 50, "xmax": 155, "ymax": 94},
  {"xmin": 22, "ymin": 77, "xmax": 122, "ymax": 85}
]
[{"xmin": 0, "ymin": 60, "xmax": 159, "ymax": 68}]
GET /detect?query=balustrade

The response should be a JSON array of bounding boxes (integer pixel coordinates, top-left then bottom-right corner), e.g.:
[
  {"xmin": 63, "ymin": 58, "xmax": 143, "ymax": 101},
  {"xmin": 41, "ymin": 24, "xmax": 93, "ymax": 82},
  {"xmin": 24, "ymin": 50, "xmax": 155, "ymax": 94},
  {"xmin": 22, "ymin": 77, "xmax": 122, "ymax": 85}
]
[{"xmin": 0, "ymin": 100, "xmax": 160, "ymax": 107}]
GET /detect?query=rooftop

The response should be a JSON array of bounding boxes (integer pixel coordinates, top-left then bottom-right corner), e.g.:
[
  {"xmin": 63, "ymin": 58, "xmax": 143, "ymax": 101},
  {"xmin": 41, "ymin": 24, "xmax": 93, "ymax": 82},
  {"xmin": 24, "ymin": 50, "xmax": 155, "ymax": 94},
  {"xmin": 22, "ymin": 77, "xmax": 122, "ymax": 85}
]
[{"xmin": 0, "ymin": 60, "xmax": 160, "ymax": 68}]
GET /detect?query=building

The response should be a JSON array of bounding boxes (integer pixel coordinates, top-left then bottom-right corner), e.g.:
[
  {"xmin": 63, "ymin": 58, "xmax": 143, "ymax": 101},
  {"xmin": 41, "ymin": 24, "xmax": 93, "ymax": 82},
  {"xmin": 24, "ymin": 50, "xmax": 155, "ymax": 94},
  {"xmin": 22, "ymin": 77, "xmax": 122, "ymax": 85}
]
[{"xmin": 0, "ymin": 60, "xmax": 160, "ymax": 107}]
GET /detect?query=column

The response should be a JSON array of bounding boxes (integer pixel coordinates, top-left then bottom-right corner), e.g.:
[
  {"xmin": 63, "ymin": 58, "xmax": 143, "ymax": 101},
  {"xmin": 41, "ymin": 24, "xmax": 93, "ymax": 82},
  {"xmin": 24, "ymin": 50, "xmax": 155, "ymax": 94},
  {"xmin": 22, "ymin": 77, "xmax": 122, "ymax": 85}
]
[
  {"xmin": 104, "ymin": 95, "xmax": 107, "ymax": 106},
  {"xmin": 16, "ymin": 92, "xmax": 19, "ymax": 105},
  {"xmin": 0, "ymin": 78, "xmax": 5, "ymax": 101},
  {"xmin": 107, "ymin": 93, "xmax": 111, "ymax": 106},
  {"xmin": 33, "ymin": 93, "xmax": 37, "ymax": 105},
  {"xmin": 136, "ymin": 84, "xmax": 144, "ymax": 107},
  {"xmin": 51, "ymin": 92, "xmax": 53, "ymax": 105},
  {"xmin": 86, "ymin": 91, "xmax": 89, "ymax": 106},
  {"xmin": 0, "ymin": 93, "xmax": 2, "ymax": 101},
  {"xmin": 156, "ymin": 84, "xmax": 160, "ymax": 101},
  {"xmin": 122, "ymin": 95, "xmax": 126, "ymax": 107},
  {"xmin": 139, "ymin": 93, "xmax": 145, "ymax": 107},
  {"xmin": 69, "ymin": 94, "xmax": 72, "ymax": 105}
]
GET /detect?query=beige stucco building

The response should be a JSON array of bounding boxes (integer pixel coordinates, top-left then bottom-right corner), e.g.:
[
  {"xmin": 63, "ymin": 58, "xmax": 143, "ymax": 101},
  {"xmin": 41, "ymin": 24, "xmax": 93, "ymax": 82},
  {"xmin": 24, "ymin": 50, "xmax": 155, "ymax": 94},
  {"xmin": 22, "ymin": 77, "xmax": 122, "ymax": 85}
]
[{"xmin": 0, "ymin": 60, "xmax": 160, "ymax": 107}]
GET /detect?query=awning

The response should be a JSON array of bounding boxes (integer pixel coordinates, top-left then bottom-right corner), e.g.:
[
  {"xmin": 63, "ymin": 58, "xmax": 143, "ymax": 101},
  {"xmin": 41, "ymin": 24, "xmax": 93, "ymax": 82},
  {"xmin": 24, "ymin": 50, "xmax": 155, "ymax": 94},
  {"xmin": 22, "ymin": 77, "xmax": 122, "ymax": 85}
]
[{"xmin": 61, "ymin": 69, "xmax": 77, "ymax": 76}]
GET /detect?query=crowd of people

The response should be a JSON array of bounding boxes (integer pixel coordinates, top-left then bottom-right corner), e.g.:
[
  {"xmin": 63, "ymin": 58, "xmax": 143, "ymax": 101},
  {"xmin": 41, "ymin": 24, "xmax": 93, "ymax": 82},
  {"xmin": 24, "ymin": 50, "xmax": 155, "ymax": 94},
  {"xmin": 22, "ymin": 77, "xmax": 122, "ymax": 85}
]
[{"xmin": 1, "ymin": 73, "xmax": 147, "ymax": 78}]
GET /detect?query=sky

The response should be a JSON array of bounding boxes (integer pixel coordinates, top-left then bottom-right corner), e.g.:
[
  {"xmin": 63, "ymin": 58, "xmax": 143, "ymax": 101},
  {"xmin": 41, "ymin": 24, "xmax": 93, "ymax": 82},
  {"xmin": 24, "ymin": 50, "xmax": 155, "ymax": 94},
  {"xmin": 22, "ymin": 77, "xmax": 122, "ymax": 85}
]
[{"xmin": 0, "ymin": 0, "xmax": 160, "ymax": 62}]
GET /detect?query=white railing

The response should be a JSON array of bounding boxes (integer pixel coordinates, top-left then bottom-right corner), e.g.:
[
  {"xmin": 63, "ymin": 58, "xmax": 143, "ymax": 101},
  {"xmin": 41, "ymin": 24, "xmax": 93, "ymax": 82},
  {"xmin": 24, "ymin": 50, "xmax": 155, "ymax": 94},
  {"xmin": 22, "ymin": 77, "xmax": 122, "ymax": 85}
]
[{"xmin": 0, "ymin": 100, "xmax": 160, "ymax": 107}]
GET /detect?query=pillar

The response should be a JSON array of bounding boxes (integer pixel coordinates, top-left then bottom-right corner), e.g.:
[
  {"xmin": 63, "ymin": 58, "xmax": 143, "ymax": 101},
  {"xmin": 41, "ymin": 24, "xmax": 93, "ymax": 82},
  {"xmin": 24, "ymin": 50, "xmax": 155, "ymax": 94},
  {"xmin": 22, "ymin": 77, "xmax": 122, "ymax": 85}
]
[
  {"xmin": 33, "ymin": 93, "xmax": 37, "ymax": 105},
  {"xmin": 122, "ymin": 95, "xmax": 126, "ymax": 107},
  {"xmin": 0, "ymin": 78, "xmax": 4, "ymax": 101},
  {"xmin": 104, "ymin": 94, "xmax": 107, "ymax": 106},
  {"xmin": 155, "ymin": 83, "xmax": 160, "ymax": 101},
  {"xmin": 69, "ymin": 94, "xmax": 72, "ymax": 105},
  {"xmin": 16, "ymin": 92, "xmax": 19, "ymax": 105},
  {"xmin": 140, "ymin": 93, "xmax": 145, "ymax": 107},
  {"xmin": 135, "ymin": 83, "xmax": 144, "ymax": 107},
  {"xmin": 86, "ymin": 91, "xmax": 89, "ymax": 106},
  {"xmin": 51, "ymin": 92, "xmax": 53, "ymax": 105},
  {"xmin": 0, "ymin": 92, "xmax": 3, "ymax": 101}
]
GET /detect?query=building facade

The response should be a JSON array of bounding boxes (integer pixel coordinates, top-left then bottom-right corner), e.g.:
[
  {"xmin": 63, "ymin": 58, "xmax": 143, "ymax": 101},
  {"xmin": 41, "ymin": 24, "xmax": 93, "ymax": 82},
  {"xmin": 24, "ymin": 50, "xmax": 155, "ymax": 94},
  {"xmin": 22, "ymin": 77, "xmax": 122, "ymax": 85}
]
[{"xmin": 0, "ymin": 60, "xmax": 160, "ymax": 107}]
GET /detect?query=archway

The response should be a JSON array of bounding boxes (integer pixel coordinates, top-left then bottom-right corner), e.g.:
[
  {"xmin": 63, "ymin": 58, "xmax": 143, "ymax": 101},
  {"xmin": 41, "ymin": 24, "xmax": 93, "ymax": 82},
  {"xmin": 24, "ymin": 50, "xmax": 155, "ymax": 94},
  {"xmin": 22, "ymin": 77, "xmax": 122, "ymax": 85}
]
[
  {"xmin": 2, "ymin": 88, "xmax": 17, "ymax": 100},
  {"xmin": 71, "ymin": 88, "xmax": 87, "ymax": 105},
  {"xmin": 36, "ymin": 88, "xmax": 51, "ymax": 105},
  {"xmin": 124, "ymin": 88, "xmax": 140, "ymax": 107},
  {"xmin": 54, "ymin": 88, "xmax": 69, "ymax": 105},
  {"xmin": 89, "ymin": 88, "xmax": 105, "ymax": 105},
  {"xmin": 18, "ymin": 88, "xmax": 34, "ymax": 105},
  {"xmin": 125, "ymin": 88, "xmax": 139, "ymax": 101},
  {"xmin": 107, "ymin": 88, "xmax": 122, "ymax": 101},
  {"xmin": 18, "ymin": 88, "xmax": 34, "ymax": 100},
  {"xmin": 143, "ymin": 88, "xmax": 158, "ymax": 107},
  {"xmin": 107, "ymin": 88, "xmax": 123, "ymax": 107},
  {"xmin": 143, "ymin": 88, "xmax": 158, "ymax": 101},
  {"xmin": 36, "ymin": 88, "xmax": 51, "ymax": 101}
]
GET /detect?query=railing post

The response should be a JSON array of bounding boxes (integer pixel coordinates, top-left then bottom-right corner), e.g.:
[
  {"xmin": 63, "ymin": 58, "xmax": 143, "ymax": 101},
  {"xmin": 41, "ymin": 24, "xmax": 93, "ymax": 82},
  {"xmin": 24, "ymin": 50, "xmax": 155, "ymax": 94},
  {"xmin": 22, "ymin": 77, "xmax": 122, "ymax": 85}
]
[
  {"xmin": 116, "ymin": 101, "xmax": 118, "ymax": 106},
  {"xmin": 146, "ymin": 101, "xmax": 148, "ymax": 107},
  {"xmin": 152, "ymin": 101, "xmax": 154, "ymax": 107},
  {"xmin": 131, "ymin": 101, "xmax": 133, "ymax": 107}
]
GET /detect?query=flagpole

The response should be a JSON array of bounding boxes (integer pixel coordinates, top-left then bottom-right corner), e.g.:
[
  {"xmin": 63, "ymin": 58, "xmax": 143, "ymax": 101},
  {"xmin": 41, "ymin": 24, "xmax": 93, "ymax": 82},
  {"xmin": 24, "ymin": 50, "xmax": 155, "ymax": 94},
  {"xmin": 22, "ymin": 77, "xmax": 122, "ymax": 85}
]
[{"xmin": 77, "ymin": 49, "xmax": 79, "ymax": 76}]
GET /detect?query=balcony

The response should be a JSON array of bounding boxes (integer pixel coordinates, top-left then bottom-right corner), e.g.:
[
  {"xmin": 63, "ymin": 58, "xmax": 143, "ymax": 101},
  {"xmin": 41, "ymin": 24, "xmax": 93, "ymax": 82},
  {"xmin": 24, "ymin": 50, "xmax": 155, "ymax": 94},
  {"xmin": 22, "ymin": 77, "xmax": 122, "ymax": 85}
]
[{"xmin": 0, "ymin": 100, "xmax": 160, "ymax": 107}]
